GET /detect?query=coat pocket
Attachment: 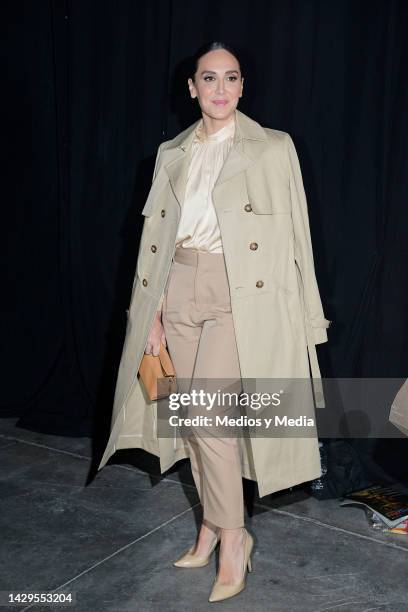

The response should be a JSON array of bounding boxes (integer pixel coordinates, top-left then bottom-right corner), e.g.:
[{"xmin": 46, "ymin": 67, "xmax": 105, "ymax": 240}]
[
  {"xmin": 251, "ymin": 202, "xmax": 291, "ymax": 215},
  {"xmin": 246, "ymin": 164, "xmax": 291, "ymax": 214},
  {"xmin": 249, "ymin": 194, "xmax": 291, "ymax": 215}
]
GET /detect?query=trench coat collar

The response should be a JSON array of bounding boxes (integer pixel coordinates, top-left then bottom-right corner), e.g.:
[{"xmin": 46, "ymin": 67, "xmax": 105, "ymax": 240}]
[
  {"xmin": 162, "ymin": 108, "xmax": 268, "ymax": 209},
  {"xmin": 172, "ymin": 107, "xmax": 267, "ymax": 150}
]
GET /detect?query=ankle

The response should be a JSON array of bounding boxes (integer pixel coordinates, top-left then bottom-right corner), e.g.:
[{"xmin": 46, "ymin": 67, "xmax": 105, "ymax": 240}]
[
  {"xmin": 200, "ymin": 521, "xmax": 219, "ymax": 538},
  {"xmin": 220, "ymin": 526, "xmax": 246, "ymax": 545}
]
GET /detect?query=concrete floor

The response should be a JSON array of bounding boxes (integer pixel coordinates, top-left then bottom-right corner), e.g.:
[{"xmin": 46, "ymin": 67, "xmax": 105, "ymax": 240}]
[{"xmin": 1, "ymin": 417, "xmax": 407, "ymax": 612}]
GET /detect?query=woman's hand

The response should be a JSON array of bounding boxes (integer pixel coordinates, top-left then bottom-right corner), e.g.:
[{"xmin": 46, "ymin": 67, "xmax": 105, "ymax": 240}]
[{"xmin": 144, "ymin": 312, "xmax": 167, "ymax": 356}]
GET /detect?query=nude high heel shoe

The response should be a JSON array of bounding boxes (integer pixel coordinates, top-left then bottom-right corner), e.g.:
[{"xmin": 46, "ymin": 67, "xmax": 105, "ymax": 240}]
[
  {"xmin": 208, "ymin": 528, "xmax": 254, "ymax": 603},
  {"xmin": 173, "ymin": 531, "xmax": 220, "ymax": 568}
]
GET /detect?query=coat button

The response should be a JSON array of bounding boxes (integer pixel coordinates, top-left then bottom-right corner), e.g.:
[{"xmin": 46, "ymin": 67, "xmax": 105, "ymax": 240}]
[
  {"xmin": 250, "ymin": 242, "xmax": 258, "ymax": 250},
  {"xmin": 256, "ymin": 280, "xmax": 264, "ymax": 288},
  {"xmin": 151, "ymin": 244, "xmax": 157, "ymax": 252},
  {"xmin": 161, "ymin": 209, "xmax": 166, "ymax": 217},
  {"xmin": 142, "ymin": 278, "xmax": 148, "ymax": 286},
  {"xmin": 244, "ymin": 204, "xmax": 252, "ymax": 212}
]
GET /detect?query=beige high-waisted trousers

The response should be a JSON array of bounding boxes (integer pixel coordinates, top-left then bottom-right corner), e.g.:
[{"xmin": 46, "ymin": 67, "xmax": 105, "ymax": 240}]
[{"xmin": 161, "ymin": 246, "xmax": 245, "ymax": 529}]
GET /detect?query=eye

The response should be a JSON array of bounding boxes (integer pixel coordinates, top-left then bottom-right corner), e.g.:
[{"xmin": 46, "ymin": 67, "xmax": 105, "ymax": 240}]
[
  {"xmin": 228, "ymin": 76, "xmax": 238, "ymax": 81},
  {"xmin": 204, "ymin": 75, "xmax": 215, "ymax": 82}
]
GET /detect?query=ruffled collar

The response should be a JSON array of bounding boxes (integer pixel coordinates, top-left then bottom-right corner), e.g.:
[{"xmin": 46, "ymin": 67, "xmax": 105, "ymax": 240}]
[{"xmin": 194, "ymin": 113, "xmax": 236, "ymax": 144}]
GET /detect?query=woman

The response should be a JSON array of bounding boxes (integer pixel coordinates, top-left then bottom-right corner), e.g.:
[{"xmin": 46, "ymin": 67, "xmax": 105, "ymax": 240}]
[{"xmin": 98, "ymin": 41, "xmax": 331, "ymax": 603}]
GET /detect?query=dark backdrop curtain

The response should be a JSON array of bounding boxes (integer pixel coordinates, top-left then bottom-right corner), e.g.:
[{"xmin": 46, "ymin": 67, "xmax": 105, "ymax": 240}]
[{"xmin": 3, "ymin": 1, "xmax": 408, "ymax": 480}]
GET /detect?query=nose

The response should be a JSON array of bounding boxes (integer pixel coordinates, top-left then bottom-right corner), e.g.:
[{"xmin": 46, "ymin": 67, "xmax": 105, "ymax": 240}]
[{"xmin": 216, "ymin": 79, "xmax": 225, "ymax": 94}]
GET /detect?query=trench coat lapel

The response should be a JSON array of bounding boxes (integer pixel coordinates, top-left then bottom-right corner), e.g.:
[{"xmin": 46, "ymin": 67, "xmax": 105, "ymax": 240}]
[
  {"xmin": 162, "ymin": 109, "xmax": 270, "ymax": 210},
  {"xmin": 163, "ymin": 127, "xmax": 196, "ymax": 209}
]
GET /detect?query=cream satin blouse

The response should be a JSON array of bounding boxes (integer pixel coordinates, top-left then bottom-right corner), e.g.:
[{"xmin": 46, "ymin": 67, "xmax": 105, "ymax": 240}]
[{"xmin": 156, "ymin": 114, "xmax": 236, "ymax": 311}]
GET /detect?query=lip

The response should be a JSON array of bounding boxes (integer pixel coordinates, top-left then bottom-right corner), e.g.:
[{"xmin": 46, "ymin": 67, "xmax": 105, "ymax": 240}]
[{"xmin": 213, "ymin": 100, "xmax": 228, "ymax": 106}]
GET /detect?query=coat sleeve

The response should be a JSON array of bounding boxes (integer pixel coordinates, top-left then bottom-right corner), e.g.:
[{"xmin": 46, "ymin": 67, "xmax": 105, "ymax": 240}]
[
  {"xmin": 153, "ymin": 142, "xmax": 164, "ymax": 181},
  {"xmin": 286, "ymin": 134, "xmax": 331, "ymax": 345},
  {"xmin": 153, "ymin": 143, "xmax": 165, "ymax": 313}
]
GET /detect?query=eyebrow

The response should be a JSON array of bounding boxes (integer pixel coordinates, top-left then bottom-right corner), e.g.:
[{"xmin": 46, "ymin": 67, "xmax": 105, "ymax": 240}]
[{"xmin": 200, "ymin": 69, "xmax": 239, "ymax": 75}]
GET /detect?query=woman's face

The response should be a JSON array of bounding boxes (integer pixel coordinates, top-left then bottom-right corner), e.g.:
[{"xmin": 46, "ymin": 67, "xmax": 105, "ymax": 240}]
[{"xmin": 188, "ymin": 49, "xmax": 244, "ymax": 122}]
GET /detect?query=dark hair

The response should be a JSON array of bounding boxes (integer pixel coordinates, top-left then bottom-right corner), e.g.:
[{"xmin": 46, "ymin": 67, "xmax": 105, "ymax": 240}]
[{"xmin": 190, "ymin": 41, "xmax": 244, "ymax": 83}]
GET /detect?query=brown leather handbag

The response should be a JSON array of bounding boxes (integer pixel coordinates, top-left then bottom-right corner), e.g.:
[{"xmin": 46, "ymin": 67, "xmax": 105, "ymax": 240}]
[{"xmin": 138, "ymin": 342, "xmax": 177, "ymax": 400}]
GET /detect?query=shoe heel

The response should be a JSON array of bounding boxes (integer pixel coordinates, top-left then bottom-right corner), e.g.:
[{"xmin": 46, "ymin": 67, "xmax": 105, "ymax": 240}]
[{"xmin": 247, "ymin": 556, "xmax": 252, "ymax": 572}]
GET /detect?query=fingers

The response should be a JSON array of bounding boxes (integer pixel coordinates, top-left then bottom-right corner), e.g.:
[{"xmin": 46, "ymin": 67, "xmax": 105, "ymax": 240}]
[
  {"xmin": 145, "ymin": 323, "xmax": 166, "ymax": 355},
  {"xmin": 145, "ymin": 341, "xmax": 160, "ymax": 356},
  {"xmin": 145, "ymin": 325, "xmax": 157, "ymax": 354}
]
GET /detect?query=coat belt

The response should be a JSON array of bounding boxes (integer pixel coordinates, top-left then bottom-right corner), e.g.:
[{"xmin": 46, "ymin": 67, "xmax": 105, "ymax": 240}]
[{"xmin": 305, "ymin": 321, "xmax": 325, "ymax": 408}]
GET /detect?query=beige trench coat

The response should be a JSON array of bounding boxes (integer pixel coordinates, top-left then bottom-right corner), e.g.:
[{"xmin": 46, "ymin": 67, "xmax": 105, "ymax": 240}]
[
  {"xmin": 389, "ymin": 379, "xmax": 408, "ymax": 437},
  {"xmin": 97, "ymin": 109, "xmax": 331, "ymax": 497}
]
